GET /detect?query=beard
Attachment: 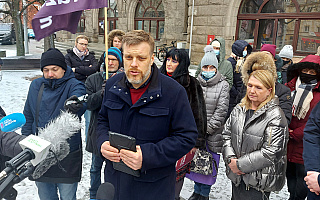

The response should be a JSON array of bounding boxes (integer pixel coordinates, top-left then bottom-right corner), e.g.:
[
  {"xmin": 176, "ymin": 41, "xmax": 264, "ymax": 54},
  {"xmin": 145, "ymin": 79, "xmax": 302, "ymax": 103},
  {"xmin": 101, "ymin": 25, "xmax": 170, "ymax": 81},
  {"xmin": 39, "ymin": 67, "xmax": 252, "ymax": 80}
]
[{"xmin": 126, "ymin": 67, "xmax": 151, "ymax": 86}]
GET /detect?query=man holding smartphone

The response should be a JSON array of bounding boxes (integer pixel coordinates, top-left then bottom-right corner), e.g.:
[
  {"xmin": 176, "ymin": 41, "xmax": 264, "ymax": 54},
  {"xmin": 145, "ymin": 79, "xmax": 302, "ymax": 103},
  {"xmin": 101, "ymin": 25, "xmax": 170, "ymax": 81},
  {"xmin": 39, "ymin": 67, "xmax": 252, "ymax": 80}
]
[{"xmin": 97, "ymin": 30, "xmax": 198, "ymax": 200}]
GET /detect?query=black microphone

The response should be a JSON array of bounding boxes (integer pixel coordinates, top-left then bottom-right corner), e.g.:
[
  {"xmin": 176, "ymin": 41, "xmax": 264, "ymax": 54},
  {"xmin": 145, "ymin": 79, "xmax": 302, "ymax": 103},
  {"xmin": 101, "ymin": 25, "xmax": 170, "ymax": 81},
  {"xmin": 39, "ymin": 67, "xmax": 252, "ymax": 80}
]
[{"xmin": 96, "ymin": 182, "xmax": 115, "ymax": 200}]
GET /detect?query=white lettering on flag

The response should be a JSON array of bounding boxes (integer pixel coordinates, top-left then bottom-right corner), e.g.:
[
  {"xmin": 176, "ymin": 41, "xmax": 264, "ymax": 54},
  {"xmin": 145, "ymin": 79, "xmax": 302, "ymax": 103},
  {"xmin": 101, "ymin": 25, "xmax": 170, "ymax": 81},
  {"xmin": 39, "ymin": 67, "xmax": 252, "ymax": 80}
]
[{"xmin": 40, "ymin": 16, "xmax": 53, "ymax": 29}]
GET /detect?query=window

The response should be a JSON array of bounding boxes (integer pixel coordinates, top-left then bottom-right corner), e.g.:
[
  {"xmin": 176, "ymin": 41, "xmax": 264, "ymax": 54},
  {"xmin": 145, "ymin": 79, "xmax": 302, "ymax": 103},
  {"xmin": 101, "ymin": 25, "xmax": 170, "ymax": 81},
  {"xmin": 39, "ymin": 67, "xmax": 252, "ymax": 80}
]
[
  {"xmin": 98, "ymin": 0, "xmax": 118, "ymax": 35},
  {"xmin": 77, "ymin": 11, "xmax": 85, "ymax": 33},
  {"xmin": 236, "ymin": 0, "xmax": 320, "ymax": 54},
  {"xmin": 134, "ymin": 0, "xmax": 165, "ymax": 40},
  {"xmin": 305, "ymin": 25, "xmax": 310, "ymax": 32}
]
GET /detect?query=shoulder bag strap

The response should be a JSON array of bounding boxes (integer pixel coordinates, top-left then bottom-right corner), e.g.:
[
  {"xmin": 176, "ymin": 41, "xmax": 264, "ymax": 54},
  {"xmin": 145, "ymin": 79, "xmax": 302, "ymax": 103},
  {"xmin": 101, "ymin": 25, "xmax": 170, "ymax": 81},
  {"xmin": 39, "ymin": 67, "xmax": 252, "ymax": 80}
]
[{"xmin": 35, "ymin": 83, "xmax": 45, "ymax": 136}]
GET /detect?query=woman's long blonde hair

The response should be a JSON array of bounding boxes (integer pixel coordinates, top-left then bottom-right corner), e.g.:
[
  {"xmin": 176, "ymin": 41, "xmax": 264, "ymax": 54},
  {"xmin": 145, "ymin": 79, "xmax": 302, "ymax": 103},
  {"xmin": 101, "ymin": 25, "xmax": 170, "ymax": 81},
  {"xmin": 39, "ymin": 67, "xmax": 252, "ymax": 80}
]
[{"xmin": 240, "ymin": 70, "xmax": 275, "ymax": 111}]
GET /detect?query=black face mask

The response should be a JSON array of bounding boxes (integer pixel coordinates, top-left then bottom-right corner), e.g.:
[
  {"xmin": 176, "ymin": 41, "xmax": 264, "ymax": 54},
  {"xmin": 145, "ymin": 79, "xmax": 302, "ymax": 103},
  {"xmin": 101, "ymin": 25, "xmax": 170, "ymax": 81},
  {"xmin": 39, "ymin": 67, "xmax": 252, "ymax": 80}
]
[
  {"xmin": 283, "ymin": 60, "xmax": 290, "ymax": 66},
  {"xmin": 300, "ymin": 72, "xmax": 317, "ymax": 84}
]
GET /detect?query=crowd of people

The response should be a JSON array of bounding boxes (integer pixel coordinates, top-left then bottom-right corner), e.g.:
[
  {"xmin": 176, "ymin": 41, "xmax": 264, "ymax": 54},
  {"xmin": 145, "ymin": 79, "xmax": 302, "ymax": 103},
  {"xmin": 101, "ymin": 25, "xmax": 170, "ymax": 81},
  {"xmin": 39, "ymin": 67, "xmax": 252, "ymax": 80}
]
[{"xmin": 1, "ymin": 29, "xmax": 320, "ymax": 200}]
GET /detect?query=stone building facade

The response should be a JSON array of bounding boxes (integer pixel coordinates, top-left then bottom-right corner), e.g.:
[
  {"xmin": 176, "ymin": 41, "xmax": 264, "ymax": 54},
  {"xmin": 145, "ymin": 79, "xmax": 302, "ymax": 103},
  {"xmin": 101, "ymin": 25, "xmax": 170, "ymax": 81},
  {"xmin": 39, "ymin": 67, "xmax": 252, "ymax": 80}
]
[{"xmin": 56, "ymin": 0, "xmax": 320, "ymax": 64}]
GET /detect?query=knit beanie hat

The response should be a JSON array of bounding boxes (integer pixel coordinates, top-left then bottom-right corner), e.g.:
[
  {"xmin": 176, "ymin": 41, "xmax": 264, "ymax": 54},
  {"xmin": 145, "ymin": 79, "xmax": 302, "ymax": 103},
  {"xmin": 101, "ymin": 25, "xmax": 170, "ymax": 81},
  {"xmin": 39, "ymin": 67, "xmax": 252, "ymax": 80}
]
[
  {"xmin": 201, "ymin": 45, "xmax": 218, "ymax": 68},
  {"xmin": 107, "ymin": 47, "xmax": 122, "ymax": 66},
  {"xmin": 211, "ymin": 40, "xmax": 220, "ymax": 48},
  {"xmin": 260, "ymin": 44, "xmax": 276, "ymax": 58},
  {"xmin": 40, "ymin": 48, "xmax": 67, "ymax": 71},
  {"xmin": 279, "ymin": 45, "xmax": 293, "ymax": 59}
]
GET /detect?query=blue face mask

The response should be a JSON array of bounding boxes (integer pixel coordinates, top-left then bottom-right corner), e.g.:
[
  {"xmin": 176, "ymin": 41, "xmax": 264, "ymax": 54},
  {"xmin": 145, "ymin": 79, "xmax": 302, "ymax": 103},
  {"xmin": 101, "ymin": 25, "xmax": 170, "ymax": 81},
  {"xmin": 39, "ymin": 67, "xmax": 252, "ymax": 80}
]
[
  {"xmin": 243, "ymin": 50, "xmax": 247, "ymax": 57},
  {"xmin": 202, "ymin": 71, "xmax": 216, "ymax": 79},
  {"xmin": 214, "ymin": 50, "xmax": 220, "ymax": 56}
]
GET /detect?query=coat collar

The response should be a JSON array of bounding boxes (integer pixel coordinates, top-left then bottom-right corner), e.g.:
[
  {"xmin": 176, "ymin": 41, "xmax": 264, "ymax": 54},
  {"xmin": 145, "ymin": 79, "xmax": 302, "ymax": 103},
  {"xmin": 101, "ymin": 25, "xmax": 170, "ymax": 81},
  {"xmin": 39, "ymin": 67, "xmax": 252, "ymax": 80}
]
[{"xmin": 109, "ymin": 63, "xmax": 162, "ymax": 107}]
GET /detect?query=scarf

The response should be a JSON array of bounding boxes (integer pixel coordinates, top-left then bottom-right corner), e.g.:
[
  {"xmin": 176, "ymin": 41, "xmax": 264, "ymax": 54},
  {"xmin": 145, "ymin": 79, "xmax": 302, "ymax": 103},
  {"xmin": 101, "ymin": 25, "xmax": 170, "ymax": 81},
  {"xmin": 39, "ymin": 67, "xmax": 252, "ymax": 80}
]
[
  {"xmin": 292, "ymin": 77, "xmax": 317, "ymax": 119},
  {"xmin": 73, "ymin": 46, "xmax": 89, "ymax": 60}
]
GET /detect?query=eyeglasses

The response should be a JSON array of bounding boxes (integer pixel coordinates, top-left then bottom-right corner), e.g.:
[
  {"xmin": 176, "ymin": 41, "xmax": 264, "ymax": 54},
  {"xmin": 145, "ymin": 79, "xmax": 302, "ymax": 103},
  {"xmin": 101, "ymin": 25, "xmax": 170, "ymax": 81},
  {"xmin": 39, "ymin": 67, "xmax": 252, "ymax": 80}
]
[
  {"xmin": 202, "ymin": 65, "xmax": 215, "ymax": 70},
  {"xmin": 77, "ymin": 42, "xmax": 88, "ymax": 46}
]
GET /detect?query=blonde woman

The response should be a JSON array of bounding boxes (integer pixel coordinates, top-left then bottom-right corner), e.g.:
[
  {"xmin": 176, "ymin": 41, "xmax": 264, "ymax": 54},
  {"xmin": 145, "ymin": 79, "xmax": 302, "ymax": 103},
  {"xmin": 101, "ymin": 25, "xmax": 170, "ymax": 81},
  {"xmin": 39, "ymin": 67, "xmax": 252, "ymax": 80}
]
[{"xmin": 222, "ymin": 69, "xmax": 288, "ymax": 200}]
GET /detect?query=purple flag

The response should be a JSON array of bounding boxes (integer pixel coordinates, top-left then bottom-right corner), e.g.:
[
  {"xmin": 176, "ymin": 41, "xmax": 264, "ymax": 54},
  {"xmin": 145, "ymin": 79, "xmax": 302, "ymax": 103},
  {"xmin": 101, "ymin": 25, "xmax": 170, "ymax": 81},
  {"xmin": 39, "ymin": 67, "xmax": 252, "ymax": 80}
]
[{"xmin": 32, "ymin": 0, "xmax": 108, "ymax": 41}]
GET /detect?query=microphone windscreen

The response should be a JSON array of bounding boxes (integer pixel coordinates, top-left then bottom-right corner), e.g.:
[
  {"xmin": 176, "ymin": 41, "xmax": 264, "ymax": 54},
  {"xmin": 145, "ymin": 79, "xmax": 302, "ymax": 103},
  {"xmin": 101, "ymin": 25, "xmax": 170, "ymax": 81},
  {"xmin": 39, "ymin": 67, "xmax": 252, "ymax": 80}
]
[
  {"xmin": 96, "ymin": 182, "xmax": 115, "ymax": 200},
  {"xmin": 0, "ymin": 113, "xmax": 26, "ymax": 132}
]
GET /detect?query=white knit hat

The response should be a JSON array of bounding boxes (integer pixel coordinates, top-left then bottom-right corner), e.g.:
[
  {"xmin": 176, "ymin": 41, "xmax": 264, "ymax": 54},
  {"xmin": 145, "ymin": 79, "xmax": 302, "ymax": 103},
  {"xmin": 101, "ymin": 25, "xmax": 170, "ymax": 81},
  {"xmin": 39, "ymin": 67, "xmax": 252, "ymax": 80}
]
[
  {"xmin": 279, "ymin": 45, "xmax": 293, "ymax": 59},
  {"xmin": 201, "ymin": 45, "xmax": 218, "ymax": 68}
]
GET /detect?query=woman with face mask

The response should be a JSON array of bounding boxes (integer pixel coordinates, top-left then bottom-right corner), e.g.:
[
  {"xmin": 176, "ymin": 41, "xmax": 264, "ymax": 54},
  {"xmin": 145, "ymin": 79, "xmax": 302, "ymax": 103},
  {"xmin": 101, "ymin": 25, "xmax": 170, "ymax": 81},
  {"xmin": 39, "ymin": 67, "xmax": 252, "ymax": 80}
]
[
  {"xmin": 160, "ymin": 48, "xmax": 207, "ymax": 200},
  {"xmin": 186, "ymin": 46, "xmax": 229, "ymax": 200},
  {"xmin": 285, "ymin": 55, "xmax": 320, "ymax": 200},
  {"xmin": 279, "ymin": 45, "xmax": 294, "ymax": 84}
]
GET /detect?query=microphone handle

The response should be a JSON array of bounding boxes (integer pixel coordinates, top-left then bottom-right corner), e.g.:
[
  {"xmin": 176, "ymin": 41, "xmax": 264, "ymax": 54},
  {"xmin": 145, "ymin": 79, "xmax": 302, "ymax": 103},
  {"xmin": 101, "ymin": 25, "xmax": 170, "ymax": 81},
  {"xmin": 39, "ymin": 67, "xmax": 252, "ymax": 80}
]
[{"xmin": 3, "ymin": 148, "xmax": 35, "ymax": 176}]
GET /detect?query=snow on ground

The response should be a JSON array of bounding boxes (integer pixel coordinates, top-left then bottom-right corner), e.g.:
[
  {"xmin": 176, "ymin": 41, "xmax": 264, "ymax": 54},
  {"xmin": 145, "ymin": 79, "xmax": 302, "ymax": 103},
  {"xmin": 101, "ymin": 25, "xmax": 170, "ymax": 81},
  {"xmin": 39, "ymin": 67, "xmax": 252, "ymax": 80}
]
[{"xmin": 0, "ymin": 70, "xmax": 290, "ymax": 199}]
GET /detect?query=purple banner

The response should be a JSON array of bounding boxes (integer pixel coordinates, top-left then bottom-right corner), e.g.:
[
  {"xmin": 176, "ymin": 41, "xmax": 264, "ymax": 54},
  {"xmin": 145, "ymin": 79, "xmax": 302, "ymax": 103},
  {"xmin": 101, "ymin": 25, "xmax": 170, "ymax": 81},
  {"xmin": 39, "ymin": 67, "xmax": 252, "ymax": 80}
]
[{"xmin": 32, "ymin": 0, "xmax": 108, "ymax": 41}]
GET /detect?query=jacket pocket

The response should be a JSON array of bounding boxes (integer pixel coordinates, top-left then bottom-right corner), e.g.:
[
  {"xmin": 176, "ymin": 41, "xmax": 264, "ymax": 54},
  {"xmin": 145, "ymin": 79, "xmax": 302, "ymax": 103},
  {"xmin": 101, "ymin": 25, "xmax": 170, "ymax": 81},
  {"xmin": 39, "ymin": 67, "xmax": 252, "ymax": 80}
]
[
  {"xmin": 133, "ymin": 164, "xmax": 173, "ymax": 183},
  {"xmin": 137, "ymin": 107, "xmax": 169, "ymax": 141},
  {"xmin": 104, "ymin": 99, "xmax": 124, "ymax": 110}
]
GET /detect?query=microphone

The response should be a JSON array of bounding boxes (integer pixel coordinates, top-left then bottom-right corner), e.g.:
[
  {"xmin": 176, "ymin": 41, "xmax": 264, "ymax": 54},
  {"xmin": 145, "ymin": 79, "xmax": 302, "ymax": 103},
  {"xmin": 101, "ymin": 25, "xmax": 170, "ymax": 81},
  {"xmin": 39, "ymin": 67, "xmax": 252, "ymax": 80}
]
[
  {"xmin": 0, "ymin": 111, "xmax": 81, "ymax": 198},
  {"xmin": 30, "ymin": 111, "xmax": 82, "ymax": 179},
  {"xmin": 0, "ymin": 113, "xmax": 26, "ymax": 132},
  {"xmin": 0, "ymin": 135, "xmax": 51, "ymax": 182},
  {"xmin": 96, "ymin": 182, "xmax": 115, "ymax": 200}
]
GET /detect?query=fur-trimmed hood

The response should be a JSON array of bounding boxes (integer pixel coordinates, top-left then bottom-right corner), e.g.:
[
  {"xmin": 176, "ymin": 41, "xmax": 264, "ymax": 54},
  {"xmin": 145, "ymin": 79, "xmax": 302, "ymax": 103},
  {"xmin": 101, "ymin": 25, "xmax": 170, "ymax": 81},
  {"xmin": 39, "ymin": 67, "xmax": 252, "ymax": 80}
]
[
  {"xmin": 241, "ymin": 52, "xmax": 277, "ymax": 85},
  {"xmin": 287, "ymin": 55, "xmax": 320, "ymax": 83}
]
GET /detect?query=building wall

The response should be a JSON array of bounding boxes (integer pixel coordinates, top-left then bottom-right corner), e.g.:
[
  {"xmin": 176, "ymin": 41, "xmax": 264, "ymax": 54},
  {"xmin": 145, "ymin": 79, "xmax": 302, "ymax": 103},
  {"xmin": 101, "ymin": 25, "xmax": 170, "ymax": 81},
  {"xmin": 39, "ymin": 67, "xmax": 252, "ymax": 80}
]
[
  {"xmin": 186, "ymin": 0, "xmax": 241, "ymax": 64},
  {"xmin": 56, "ymin": 0, "xmax": 242, "ymax": 64}
]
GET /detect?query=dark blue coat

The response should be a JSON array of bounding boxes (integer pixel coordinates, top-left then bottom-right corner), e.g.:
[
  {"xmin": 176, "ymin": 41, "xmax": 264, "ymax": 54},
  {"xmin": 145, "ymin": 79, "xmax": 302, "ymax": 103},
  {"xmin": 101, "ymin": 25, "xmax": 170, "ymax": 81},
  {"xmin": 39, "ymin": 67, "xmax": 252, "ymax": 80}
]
[
  {"xmin": 303, "ymin": 101, "xmax": 320, "ymax": 174},
  {"xmin": 227, "ymin": 40, "xmax": 252, "ymax": 118},
  {"xmin": 96, "ymin": 64, "xmax": 198, "ymax": 200},
  {"xmin": 21, "ymin": 66, "xmax": 86, "ymax": 183}
]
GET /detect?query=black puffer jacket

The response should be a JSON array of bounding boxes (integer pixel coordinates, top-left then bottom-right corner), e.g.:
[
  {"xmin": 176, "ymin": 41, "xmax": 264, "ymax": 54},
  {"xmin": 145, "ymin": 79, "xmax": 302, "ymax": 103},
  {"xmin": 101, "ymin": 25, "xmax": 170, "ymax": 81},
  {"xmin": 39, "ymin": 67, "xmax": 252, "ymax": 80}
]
[{"xmin": 65, "ymin": 49, "xmax": 99, "ymax": 83}]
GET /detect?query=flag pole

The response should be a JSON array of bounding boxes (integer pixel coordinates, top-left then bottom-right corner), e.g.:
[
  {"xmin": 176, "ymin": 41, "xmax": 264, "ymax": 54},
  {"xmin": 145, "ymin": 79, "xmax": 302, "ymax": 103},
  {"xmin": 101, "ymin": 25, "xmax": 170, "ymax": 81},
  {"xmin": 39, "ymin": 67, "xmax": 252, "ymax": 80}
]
[{"xmin": 104, "ymin": 6, "xmax": 108, "ymax": 80}]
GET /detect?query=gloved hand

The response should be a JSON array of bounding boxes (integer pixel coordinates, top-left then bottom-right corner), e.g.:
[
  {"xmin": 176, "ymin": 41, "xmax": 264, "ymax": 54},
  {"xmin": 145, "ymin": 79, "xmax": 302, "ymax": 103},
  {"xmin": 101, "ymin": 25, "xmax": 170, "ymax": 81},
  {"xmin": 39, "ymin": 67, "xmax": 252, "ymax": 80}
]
[
  {"xmin": 64, "ymin": 95, "xmax": 83, "ymax": 114},
  {"xmin": 101, "ymin": 80, "xmax": 107, "ymax": 96}
]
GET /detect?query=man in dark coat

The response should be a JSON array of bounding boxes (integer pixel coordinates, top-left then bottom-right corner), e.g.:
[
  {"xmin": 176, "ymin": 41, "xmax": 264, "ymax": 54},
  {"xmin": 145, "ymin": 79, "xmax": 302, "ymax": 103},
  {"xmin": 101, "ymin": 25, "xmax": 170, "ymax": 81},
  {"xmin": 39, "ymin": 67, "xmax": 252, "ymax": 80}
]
[
  {"xmin": 304, "ymin": 101, "xmax": 320, "ymax": 200},
  {"xmin": 227, "ymin": 40, "xmax": 252, "ymax": 118},
  {"xmin": 65, "ymin": 35, "xmax": 99, "ymax": 143},
  {"xmin": 65, "ymin": 35, "xmax": 99, "ymax": 83},
  {"xmin": 96, "ymin": 30, "xmax": 198, "ymax": 200},
  {"xmin": 85, "ymin": 47, "xmax": 123, "ymax": 199},
  {"xmin": 21, "ymin": 48, "xmax": 86, "ymax": 200}
]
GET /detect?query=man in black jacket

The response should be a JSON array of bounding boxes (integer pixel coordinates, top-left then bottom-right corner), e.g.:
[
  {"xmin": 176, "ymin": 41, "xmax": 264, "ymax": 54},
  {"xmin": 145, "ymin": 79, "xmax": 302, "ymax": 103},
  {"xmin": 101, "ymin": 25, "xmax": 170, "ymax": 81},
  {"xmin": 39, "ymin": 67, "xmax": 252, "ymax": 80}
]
[
  {"xmin": 65, "ymin": 35, "xmax": 99, "ymax": 139},
  {"xmin": 85, "ymin": 47, "xmax": 123, "ymax": 199}
]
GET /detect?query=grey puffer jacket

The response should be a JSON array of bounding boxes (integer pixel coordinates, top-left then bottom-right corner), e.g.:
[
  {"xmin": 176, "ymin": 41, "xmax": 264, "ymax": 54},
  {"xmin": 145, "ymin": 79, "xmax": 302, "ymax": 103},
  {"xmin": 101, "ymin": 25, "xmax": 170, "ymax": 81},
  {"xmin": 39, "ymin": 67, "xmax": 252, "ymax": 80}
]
[
  {"xmin": 197, "ymin": 71, "xmax": 229, "ymax": 153},
  {"xmin": 222, "ymin": 98, "xmax": 288, "ymax": 192}
]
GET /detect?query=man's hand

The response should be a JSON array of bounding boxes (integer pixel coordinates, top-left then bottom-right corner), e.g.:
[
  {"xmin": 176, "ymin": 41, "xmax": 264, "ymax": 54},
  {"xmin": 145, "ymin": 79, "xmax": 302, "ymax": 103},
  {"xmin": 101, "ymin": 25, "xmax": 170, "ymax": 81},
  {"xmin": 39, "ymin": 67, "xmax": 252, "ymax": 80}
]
[
  {"xmin": 305, "ymin": 171, "xmax": 320, "ymax": 195},
  {"xmin": 101, "ymin": 141, "xmax": 120, "ymax": 162},
  {"xmin": 120, "ymin": 145, "xmax": 143, "ymax": 170},
  {"xmin": 190, "ymin": 147, "xmax": 197, "ymax": 154},
  {"xmin": 229, "ymin": 159, "xmax": 245, "ymax": 175},
  {"xmin": 64, "ymin": 95, "xmax": 83, "ymax": 114}
]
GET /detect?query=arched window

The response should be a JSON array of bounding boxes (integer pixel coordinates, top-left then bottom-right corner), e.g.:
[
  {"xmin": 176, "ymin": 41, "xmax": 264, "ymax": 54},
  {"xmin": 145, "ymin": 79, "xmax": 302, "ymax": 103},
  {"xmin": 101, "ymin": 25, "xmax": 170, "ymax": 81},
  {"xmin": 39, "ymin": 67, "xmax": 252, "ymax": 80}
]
[
  {"xmin": 236, "ymin": 0, "xmax": 320, "ymax": 54},
  {"xmin": 98, "ymin": 0, "xmax": 118, "ymax": 35},
  {"xmin": 134, "ymin": 0, "xmax": 165, "ymax": 40},
  {"xmin": 77, "ymin": 11, "xmax": 85, "ymax": 33}
]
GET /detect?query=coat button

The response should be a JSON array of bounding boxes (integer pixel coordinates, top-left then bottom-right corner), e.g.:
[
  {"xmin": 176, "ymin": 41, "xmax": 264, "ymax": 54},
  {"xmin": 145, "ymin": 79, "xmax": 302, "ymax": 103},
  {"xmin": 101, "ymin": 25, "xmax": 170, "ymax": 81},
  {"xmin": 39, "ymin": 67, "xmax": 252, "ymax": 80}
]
[
  {"xmin": 144, "ymin": 100, "xmax": 147, "ymax": 103},
  {"xmin": 119, "ymin": 89, "xmax": 121, "ymax": 91},
  {"xmin": 157, "ymin": 94, "xmax": 160, "ymax": 97},
  {"xmin": 150, "ymin": 96, "xmax": 153, "ymax": 99},
  {"xmin": 125, "ymin": 92, "xmax": 128, "ymax": 94},
  {"xmin": 113, "ymin": 86, "xmax": 116, "ymax": 88}
]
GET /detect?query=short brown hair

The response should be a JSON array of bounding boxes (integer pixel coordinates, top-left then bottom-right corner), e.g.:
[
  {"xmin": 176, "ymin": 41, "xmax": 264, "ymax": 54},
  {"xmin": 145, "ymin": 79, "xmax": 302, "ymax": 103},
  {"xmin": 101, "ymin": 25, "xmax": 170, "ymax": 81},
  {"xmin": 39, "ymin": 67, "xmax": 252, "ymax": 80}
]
[
  {"xmin": 108, "ymin": 29, "xmax": 125, "ymax": 48},
  {"xmin": 75, "ymin": 35, "xmax": 89, "ymax": 43},
  {"xmin": 122, "ymin": 30, "xmax": 154, "ymax": 56}
]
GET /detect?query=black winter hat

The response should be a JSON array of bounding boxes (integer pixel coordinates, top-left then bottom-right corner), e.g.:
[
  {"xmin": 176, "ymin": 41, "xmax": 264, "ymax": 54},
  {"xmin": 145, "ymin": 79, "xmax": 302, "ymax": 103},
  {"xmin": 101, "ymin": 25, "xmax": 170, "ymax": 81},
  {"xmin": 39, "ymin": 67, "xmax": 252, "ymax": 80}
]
[{"xmin": 40, "ymin": 48, "xmax": 67, "ymax": 71}]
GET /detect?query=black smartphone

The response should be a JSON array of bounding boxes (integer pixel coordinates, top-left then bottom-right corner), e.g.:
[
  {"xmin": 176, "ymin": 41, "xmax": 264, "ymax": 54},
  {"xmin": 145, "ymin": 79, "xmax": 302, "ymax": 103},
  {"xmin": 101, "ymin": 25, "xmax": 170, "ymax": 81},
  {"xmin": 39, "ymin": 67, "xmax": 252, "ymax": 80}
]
[{"xmin": 108, "ymin": 131, "xmax": 140, "ymax": 177}]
